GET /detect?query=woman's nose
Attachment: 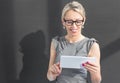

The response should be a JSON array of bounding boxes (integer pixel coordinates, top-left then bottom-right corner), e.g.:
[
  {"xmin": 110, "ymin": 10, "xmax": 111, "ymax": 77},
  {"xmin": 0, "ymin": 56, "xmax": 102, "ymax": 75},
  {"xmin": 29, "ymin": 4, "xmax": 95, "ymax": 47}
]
[{"xmin": 72, "ymin": 23, "xmax": 77, "ymax": 28}]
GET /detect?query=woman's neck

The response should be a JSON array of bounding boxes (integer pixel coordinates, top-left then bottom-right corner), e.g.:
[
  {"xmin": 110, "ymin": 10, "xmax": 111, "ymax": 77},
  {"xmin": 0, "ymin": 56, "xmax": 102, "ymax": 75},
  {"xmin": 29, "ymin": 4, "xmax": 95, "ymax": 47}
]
[{"xmin": 65, "ymin": 34, "xmax": 85, "ymax": 43}]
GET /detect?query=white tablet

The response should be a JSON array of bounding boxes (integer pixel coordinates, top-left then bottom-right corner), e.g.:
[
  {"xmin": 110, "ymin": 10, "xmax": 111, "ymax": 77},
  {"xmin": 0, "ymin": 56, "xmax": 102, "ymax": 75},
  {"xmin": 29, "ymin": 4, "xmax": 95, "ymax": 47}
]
[{"xmin": 60, "ymin": 56, "xmax": 96, "ymax": 69}]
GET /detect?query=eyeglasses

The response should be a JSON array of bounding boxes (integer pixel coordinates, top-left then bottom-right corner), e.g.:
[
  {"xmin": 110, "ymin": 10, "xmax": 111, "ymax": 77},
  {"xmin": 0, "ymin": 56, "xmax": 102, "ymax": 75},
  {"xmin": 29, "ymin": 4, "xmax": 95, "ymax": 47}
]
[{"xmin": 64, "ymin": 19, "xmax": 84, "ymax": 26}]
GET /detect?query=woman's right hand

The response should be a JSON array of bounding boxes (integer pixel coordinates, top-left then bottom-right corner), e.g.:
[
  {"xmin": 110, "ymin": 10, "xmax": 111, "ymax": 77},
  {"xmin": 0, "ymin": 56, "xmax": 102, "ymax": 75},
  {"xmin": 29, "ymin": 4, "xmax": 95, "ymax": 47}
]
[{"xmin": 47, "ymin": 62, "xmax": 62, "ymax": 81}]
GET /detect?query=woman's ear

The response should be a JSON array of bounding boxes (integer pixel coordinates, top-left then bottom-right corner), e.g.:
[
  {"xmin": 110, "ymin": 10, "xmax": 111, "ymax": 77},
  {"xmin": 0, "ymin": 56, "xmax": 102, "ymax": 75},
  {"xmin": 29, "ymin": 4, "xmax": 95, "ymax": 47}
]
[
  {"xmin": 62, "ymin": 19, "xmax": 65, "ymax": 26},
  {"xmin": 83, "ymin": 17, "xmax": 86, "ymax": 25},
  {"xmin": 81, "ymin": 18, "xmax": 86, "ymax": 28},
  {"xmin": 62, "ymin": 19, "xmax": 66, "ymax": 29},
  {"xmin": 82, "ymin": 22, "xmax": 85, "ymax": 26}
]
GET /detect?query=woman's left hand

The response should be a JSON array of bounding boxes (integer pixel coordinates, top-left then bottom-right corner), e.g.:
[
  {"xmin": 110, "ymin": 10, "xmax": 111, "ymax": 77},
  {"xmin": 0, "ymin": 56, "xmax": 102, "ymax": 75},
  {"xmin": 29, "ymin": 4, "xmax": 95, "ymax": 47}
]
[{"xmin": 82, "ymin": 61, "xmax": 100, "ymax": 74}]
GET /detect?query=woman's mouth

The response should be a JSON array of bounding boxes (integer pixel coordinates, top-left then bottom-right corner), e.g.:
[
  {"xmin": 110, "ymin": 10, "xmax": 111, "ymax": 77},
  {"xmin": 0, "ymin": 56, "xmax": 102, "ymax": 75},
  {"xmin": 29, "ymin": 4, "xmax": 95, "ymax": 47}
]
[{"xmin": 70, "ymin": 29, "xmax": 78, "ymax": 33}]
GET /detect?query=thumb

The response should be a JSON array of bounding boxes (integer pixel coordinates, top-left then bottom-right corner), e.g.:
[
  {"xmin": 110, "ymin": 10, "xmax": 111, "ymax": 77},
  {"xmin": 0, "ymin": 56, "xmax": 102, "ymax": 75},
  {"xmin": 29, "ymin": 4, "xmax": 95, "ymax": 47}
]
[
  {"xmin": 56, "ymin": 62, "xmax": 60, "ymax": 66},
  {"xmin": 56, "ymin": 62, "xmax": 62, "ymax": 69}
]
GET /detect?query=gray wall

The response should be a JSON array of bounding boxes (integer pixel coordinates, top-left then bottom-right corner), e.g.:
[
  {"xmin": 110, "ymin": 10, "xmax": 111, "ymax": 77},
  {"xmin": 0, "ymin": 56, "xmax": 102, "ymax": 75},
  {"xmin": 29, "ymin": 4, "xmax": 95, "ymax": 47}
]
[{"xmin": 0, "ymin": 0, "xmax": 120, "ymax": 83}]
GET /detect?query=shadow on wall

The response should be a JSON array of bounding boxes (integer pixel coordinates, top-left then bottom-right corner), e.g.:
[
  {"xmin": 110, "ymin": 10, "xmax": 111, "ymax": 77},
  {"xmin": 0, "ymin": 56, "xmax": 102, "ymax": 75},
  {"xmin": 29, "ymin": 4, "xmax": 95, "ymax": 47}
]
[{"xmin": 19, "ymin": 30, "xmax": 49, "ymax": 83}]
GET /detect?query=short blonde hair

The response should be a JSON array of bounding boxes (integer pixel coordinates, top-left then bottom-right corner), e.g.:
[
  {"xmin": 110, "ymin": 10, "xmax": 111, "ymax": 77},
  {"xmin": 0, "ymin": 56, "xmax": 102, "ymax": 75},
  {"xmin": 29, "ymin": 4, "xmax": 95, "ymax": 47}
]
[{"xmin": 61, "ymin": 1, "xmax": 86, "ymax": 22}]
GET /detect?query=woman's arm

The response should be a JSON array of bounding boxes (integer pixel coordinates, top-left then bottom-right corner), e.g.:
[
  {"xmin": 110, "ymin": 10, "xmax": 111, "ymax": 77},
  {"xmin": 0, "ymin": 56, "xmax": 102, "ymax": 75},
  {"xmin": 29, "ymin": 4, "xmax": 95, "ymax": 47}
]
[
  {"xmin": 47, "ymin": 42, "xmax": 61, "ymax": 81},
  {"xmin": 83, "ymin": 42, "xmax": 102, "ymax": 83}
]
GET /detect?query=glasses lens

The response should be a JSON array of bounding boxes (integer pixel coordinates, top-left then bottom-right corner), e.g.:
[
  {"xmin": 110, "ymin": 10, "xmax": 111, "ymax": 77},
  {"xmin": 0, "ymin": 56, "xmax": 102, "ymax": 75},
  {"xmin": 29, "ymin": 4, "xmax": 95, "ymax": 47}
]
[
  {"xmin": 66, "ymin": 20, "xmax": 73, "ymax": 26},
  {"xmin": 75, "ymin": 20, "xmax": 83, "ymax": 26}
]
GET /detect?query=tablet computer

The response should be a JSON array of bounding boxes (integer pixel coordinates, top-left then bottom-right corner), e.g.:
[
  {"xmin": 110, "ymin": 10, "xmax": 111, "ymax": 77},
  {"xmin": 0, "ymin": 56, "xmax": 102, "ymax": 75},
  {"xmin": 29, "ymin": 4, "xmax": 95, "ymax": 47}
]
[{"xmin": 60, "ymin": 56, "xmax": 96, "ymax": 69}]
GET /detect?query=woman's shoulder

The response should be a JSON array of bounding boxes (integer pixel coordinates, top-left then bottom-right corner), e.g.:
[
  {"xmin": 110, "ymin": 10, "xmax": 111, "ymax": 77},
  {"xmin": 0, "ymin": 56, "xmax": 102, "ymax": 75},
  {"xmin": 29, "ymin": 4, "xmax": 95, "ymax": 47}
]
[
  {"xmin": 51, "ymin": 36, "xmax": 65, "ymax": 50},
  {"xmin": 85, "ymin": 37, "xmax": 98, "ymax": 43}
]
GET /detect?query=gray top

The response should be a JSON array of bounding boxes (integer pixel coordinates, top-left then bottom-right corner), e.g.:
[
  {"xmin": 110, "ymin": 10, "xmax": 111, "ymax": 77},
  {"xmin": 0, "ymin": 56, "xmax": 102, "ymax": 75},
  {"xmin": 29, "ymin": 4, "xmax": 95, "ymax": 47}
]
[{"xmin": 52, "ymin": 36, "xmax": 96, "ymax": 83}]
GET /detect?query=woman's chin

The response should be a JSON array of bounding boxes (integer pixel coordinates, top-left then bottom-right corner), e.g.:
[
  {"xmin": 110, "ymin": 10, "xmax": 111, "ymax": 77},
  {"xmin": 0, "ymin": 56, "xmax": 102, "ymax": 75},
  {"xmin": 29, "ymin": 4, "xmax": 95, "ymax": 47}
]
[{"xmin": 70, "ymin": 33, "xmax": 78, "ymax": 36}]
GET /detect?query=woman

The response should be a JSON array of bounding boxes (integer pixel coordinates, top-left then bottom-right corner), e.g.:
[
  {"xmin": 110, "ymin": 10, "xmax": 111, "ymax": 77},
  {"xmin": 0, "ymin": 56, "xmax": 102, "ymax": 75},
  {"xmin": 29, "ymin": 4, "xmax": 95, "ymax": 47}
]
[{"xmin": 47, "ymin": 1, "xmax": 102, "ymax": 83}]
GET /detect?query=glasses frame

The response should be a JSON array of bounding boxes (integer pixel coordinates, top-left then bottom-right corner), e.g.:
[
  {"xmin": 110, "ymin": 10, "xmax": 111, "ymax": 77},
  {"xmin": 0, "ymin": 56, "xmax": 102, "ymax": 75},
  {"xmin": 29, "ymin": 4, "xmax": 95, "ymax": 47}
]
[{"xmin": 64, "ymin": 18, "xmax": 84, "ymax": 26}]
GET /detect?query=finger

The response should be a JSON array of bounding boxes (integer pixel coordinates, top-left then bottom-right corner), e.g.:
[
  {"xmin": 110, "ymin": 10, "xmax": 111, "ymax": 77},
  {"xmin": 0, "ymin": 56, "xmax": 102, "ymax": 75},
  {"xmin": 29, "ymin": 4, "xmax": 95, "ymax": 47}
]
[
  {"xmin": 54, "ymin": 64, "xmax": 60, "ymax": 73},
  {"xmin": 50, "ymin": 65, "xmax": 57, "ymax": 73},
  {"xmin": 56, "ymin": 62, "xmax": 62, "ymax": 71},
  {"xmin": 85, "ymin": 61, "xmax": 97, "ymax": 67},
  {"xmin": 56, "ymin": 62, "xmax": 60, "ymax": 65},
  {"xmin": 53, "ymin": 63, "xmax": 61, "ymax": 74},
  {"xmin": 56, "ymin": 62, "xmax": 60, "ymax": 68},
  {"xmin": 84, "ymin": 64, "xmax": 99, "ymax": 73}
]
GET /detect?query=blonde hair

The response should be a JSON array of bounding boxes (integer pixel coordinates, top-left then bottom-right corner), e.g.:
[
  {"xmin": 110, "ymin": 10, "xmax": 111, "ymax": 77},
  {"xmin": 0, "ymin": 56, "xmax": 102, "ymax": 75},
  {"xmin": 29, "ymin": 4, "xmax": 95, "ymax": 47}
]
[{"xmin": 61, "ymin": 1, "xmax": 86, "ymax": 22}]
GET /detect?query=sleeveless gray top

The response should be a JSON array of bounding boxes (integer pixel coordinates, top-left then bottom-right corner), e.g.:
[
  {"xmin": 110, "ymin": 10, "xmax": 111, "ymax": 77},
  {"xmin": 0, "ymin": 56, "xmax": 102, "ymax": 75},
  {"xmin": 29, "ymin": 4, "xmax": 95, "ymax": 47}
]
[{"xmin": 52, "ymin": 36, "xmax": 96, "ymax": 83}]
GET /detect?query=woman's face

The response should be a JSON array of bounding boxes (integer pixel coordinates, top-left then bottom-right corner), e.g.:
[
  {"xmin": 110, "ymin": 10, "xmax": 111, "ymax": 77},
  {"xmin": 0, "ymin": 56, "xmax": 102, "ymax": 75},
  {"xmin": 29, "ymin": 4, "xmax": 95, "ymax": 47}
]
[{"xmin": 62, "ymin": 10, "xmax": 84, "ymax": 37}]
